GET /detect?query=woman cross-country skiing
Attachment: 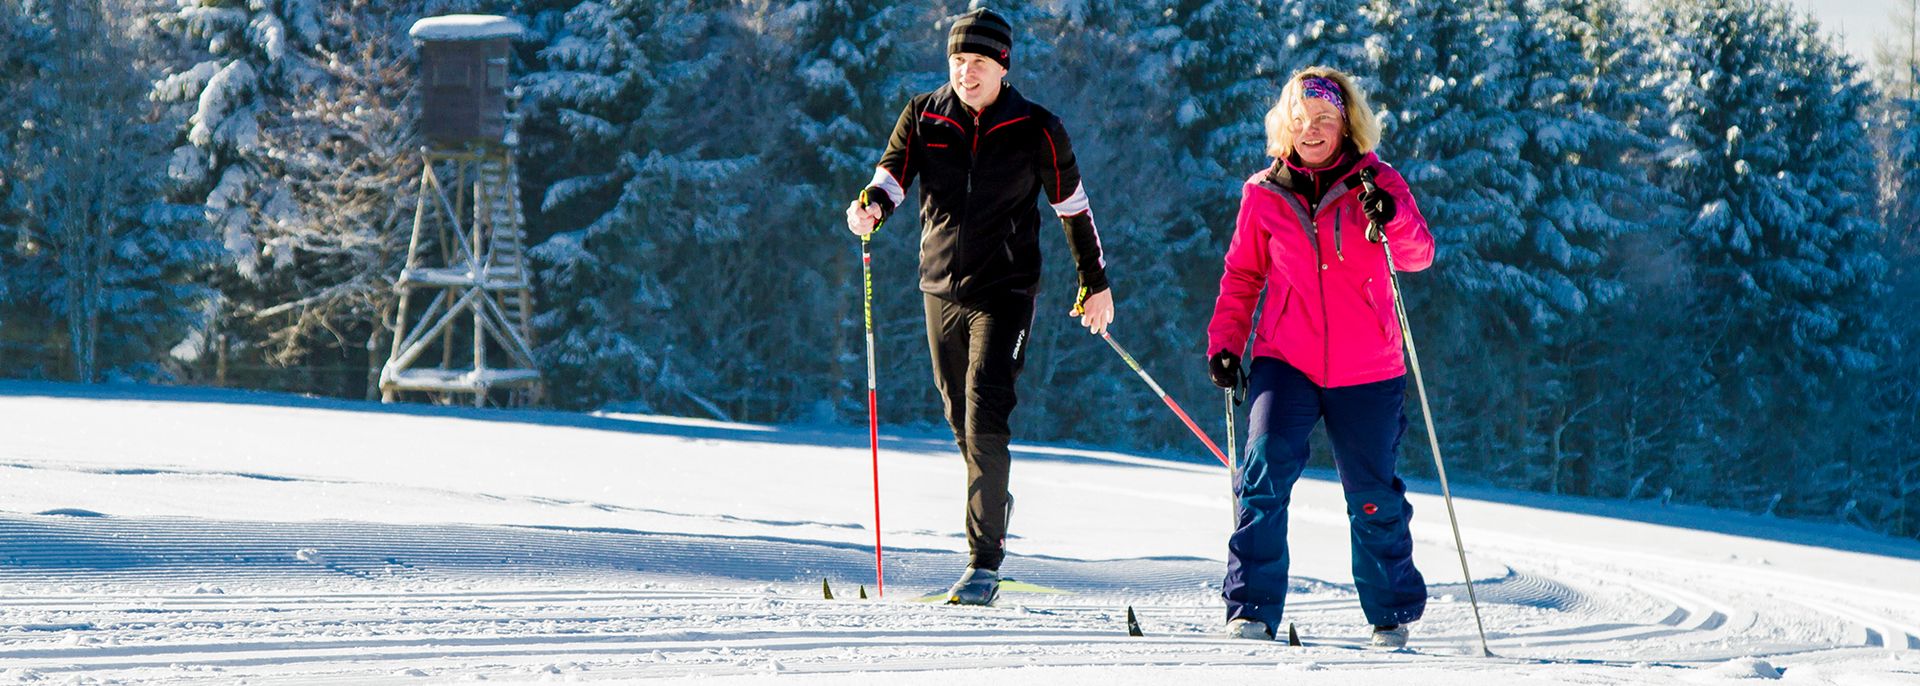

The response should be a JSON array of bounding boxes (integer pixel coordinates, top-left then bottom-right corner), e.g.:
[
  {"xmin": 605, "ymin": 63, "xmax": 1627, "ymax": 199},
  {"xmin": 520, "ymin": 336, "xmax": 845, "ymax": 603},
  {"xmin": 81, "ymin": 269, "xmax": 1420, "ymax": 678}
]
[{"xmin": 1205, "ymin": 66, "xmax": 1435, "ymax": 647}]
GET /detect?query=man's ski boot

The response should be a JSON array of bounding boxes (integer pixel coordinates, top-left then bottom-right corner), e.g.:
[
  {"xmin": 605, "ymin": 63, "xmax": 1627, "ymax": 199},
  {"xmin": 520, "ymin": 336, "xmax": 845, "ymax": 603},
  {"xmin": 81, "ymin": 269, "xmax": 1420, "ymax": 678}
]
[
  {"xmin": 1369, "ymin": 623, "xmax": 1409, "ymax": 649},
  {"xmin": 945, "ymin": 567, "xmax": 999, "ymax": 606},
  {"xmin": 1225, "ymin": 617, "xmax": 1272, "ymax": 640}
]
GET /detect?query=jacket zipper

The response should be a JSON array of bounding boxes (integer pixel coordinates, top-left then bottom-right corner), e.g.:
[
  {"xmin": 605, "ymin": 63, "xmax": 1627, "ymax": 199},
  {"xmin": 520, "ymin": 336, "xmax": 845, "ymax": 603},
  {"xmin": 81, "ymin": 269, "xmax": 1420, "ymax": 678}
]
[
  {"xmin": 1312, "ymin": 209, "xmax": 1330, "ymax": 384},
  {"xmin": 1334, "ymin": 206, "xmax": 1345, "ymax": 261},
  {"xmin": 1296, "ymin": 192, "xmax": 1334, "ymax": 385},
  {"xmin": 968, "ymin": 112, "xmax": 980, "ymax": 194},
  {"xmin": 958, "ymin": 111, "xmax": 979, "ymax": 290},
  {"xmin": 1284, "ymin": 177, "xmax": 1368, "ymax": 386}
]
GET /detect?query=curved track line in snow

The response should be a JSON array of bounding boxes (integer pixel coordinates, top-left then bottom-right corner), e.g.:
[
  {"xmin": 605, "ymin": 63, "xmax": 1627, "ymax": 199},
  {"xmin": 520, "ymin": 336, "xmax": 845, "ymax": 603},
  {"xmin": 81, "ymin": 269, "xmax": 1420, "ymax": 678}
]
[
  {"xmin": 5, "ymin": 387, "xmax": 1918, "ymax": 684},
  {"xmin": 1462, "ymin": 526, "xmax": 1919, "ymax": 656}
]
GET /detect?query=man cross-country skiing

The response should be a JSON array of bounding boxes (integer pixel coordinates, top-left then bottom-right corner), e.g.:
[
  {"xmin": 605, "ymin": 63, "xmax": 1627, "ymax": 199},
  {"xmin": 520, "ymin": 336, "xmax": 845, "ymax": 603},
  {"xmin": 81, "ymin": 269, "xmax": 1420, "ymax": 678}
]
[{"xmin": 846, "ymin": 7, "xmax": 1115, "ymax": 606}]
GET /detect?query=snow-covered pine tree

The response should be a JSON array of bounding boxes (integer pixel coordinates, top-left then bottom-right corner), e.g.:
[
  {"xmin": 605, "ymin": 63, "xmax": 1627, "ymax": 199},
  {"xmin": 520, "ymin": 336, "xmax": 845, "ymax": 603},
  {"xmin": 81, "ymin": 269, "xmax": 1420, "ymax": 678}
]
[
  {"xmin": 1163, "ymin": 0, "xmax": 1279, "ymax": 250},
  {"xmin": 1498, "ymin": 0, "xmax": 1674, "ymax": 495},
  {"xmin": 1537, "ymin": 0, "xmax": 1720, "ymax": 504},
  {"xmin": 1153, "ymin": 1, "xmax": 1291, "ymax": 423},
  {"xmin": 779, "ymin": 0, "xmax": 926, "ymax": 423},
  {"xmin": 0, "ymin": 0, "xmax": 211, "ymax": 382},
  {"xmin": 1883, "ymin": 90, "xmax": 1920, "ymax": 255},
  {"xmin": 1360, "ymin": 0, "xmax": 1533, "ymax": 479},
  {"xmin": 1272, "ymin": 0, "xmax": 1374, "ymax": 73},
  {"xmin": 1866, "ymin": 13, "xmax": 1920, "ymax": 536},
  {"xmin": 520, "ymin": 0, "xmax": 751, "ymax": 414},
  {"xmin": 0, "ymin": 0, "xmax": 49, "ymax": 366},
  {"xmin": 992, "ymin": 1, "xmax": 1205, "ymax": 452},
  {"xmin": 791, "ymin": 0, "xmax": 918, "ymax": 189},
  {"xmin": 1783, "ymin": 15, "xmax": 1897, "ymax": 523},
  {"xmin": 151, "ymin": 0, "xmax": 493, "ymax": 395},
  {"xmin": 1874, "ymin": 0, "xmax": 1920, "ymax": 263},
  {"xmin": 1857, "ymin": 2, "xmax": 1920, "ymax": 536},
  {"xmin": 152, "ymin": 0, "xmax": 329, "ymax": 281},
  {"xmin": 1646, "ymin": 0, "xmax": 1891, "ymax": 513},
  {"xmin": 232, "ymin": 4, "xmax": 426, "ymax": 397}
]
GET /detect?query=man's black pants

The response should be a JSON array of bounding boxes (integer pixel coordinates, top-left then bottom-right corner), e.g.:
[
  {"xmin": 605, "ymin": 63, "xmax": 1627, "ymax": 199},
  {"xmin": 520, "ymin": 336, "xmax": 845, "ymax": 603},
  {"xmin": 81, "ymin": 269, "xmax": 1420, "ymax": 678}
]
[{"xmin": 924, "ymin": 291, "xmax": 1034, "ymax": 572}]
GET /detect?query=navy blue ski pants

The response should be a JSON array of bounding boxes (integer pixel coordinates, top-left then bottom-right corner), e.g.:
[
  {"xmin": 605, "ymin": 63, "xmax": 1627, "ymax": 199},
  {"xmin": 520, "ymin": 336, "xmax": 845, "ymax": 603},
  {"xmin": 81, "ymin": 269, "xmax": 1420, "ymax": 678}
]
[{"xmin": 1224, "ymin": 357, "xmax": 1427, "ymax": 633}]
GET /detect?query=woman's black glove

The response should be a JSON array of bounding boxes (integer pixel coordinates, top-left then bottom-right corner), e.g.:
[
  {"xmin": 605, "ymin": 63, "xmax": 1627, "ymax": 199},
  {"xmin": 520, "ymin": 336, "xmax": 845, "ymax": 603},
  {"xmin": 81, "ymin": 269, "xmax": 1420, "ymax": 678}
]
[
  {"xmin": 1208, "ymin": 350, "xmax": 1243, "ymax": 389},
  {"xmin": 1359, "ymin": 185, "xmax": 1395, "ymax": 241}
]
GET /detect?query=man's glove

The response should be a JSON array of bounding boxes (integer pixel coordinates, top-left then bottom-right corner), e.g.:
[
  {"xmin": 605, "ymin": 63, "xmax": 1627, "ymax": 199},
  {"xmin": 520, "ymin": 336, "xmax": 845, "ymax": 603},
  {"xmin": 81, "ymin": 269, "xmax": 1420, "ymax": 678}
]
[
  {"xmin": 861, "ymin": 188, "xmax": 896, "ymax": 220},
  {"xmin": 1208, "ymin": 350, "xmax": 1243, "ymax": 390},
  {"xmin": 1359, "ymin": 185, "xmax": 1395, "ymax": 242},
  {"xmin": 847, "ymin": 189, "xmax": 895, "ymax": 237}
]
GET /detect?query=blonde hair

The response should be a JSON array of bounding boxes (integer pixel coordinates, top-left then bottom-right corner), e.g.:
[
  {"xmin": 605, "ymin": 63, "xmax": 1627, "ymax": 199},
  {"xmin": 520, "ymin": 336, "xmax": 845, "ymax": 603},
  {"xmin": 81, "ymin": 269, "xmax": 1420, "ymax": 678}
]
[{"xmin": 1265, "ymin": 66, "xmax": 1380, "ymax": 159}]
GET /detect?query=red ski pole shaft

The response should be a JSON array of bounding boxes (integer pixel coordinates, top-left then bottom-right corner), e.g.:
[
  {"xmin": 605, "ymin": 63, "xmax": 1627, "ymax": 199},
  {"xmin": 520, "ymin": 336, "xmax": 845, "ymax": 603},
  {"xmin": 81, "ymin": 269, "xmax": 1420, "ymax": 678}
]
[
  {"xmin": 859, "ymin": 191, "xmax": 884, "ymax": 597},
  {"xmin": 1099, "ymin": 332, "xmax": 1228, "ymax": 466}
]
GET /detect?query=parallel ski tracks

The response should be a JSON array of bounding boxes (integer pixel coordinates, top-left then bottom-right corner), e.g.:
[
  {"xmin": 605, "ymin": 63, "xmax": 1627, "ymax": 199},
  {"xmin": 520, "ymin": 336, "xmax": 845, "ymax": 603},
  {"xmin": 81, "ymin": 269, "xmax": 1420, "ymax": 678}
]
[{"xmin": 2, "ymin": 507, "xmax": 1913, "ymax": 682}]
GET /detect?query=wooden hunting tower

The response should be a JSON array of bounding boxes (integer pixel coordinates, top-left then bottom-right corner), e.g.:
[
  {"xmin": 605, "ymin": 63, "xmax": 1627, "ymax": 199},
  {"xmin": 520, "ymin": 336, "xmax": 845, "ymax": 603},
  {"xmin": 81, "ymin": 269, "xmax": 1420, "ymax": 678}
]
[
  {"xmin": 381, "ymin": 15, "xmax": 541, "ymax": 406},
  {"xmin": 416, "ymin": 17, "xmax": 513, "ymax": 146}
]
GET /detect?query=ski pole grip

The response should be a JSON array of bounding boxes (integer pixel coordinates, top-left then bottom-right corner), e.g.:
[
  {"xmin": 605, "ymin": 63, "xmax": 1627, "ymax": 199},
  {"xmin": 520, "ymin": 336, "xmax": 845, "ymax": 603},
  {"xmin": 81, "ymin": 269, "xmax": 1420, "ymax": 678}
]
[
  {"xmin": 1358, "ymin": 167, "xmax": 1385, "ymax": 244},
  {"xmin": 858, "ymin": 188, "xmax": 884, "ymax": 239}
]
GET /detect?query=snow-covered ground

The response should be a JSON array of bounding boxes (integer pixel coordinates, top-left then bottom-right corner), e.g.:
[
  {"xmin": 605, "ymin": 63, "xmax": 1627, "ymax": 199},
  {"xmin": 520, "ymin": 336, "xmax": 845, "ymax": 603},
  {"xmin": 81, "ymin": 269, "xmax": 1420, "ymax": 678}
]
[{"xmin": 1, "ymin": 381, "xmax": 1917, "ymax": 684}]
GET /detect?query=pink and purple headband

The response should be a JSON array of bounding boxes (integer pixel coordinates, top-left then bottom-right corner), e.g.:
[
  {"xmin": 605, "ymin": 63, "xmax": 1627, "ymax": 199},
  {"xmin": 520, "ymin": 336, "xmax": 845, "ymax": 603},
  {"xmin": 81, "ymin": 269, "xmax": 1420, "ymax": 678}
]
[{"xmin": 1300, "ymin": 76, "xmax": 1347, "ymax": 120}]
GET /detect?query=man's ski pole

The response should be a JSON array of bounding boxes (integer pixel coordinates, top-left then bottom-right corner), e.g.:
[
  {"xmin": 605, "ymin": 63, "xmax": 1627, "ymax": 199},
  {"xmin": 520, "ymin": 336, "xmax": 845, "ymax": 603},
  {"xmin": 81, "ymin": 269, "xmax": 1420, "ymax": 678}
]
[
  {"xmin": 1360, "ymin": 167, "xmax": 1491, "ymax": 657},
  {"xmin": 1099, "ymin": 331, "xmax": 1228, "ymax": 466},
  {"xmin": 858, "ymin": 190, "xmax": 884, "ymax": 598}
]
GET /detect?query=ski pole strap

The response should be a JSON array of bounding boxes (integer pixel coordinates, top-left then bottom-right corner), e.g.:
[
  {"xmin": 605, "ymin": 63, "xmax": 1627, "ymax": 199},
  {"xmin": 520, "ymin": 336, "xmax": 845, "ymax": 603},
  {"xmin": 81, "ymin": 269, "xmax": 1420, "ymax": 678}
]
[{"xmin": 1072, "ymin": 286, "xmax": 1089, "ymax": 316}]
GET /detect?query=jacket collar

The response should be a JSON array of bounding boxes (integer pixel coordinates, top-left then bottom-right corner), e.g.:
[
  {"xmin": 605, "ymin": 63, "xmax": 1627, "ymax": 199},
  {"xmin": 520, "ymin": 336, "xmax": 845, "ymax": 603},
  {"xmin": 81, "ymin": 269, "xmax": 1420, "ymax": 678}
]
[
  {"xmin": 1266, "ymin": 145, "xmax": 1377, "ymax": 206},
  {"xmin": 929, "ymin": 82, "xmax": 1032, "ymax": 132}
]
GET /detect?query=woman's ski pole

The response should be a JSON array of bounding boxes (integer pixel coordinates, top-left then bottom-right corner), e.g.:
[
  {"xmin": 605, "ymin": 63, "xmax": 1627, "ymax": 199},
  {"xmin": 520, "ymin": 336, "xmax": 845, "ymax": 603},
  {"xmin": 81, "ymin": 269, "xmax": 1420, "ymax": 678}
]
[
  {"xmin": 1225, "ymin": 388, "xmax": 1236, "ymax": 471},
  {"xmin": 1099, "ymin": 331, "xmax": 1228, "ymax": 466},
  {"xmin": 1225, "ymin": 387, "xmax": 1239, "ymax": 526},
  {"xmin": 1225, "ymin": 371, "xmax": 1246, "ymax": 472},
  {"xmin": 1360, "ymin": 167, "xmax": 1491, "ymax": 657}
]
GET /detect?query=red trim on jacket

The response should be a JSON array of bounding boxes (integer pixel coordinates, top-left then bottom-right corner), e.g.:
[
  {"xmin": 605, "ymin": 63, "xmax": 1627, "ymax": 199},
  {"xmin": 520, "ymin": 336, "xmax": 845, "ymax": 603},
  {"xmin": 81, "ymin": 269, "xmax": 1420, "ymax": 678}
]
[
  {"xmin": 984, "ymin": 116, "xmax": 1030, "ymax": 137},
  {"xmin": 922, "ymin": 112, "xmax": 965, "ymax": 133}
]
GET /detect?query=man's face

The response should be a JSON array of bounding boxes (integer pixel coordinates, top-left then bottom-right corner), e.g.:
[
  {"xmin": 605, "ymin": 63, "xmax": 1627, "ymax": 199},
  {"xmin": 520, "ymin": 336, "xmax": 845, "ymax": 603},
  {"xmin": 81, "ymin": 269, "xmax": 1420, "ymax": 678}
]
[{"xmin": 949, "ymin": 52, "xmax": 1007, "ymax": 112}]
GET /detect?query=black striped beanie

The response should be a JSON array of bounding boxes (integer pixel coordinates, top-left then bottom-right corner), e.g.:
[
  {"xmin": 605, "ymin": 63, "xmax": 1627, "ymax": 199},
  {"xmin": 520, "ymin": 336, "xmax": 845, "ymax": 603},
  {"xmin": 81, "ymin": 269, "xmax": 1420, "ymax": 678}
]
[{"xmin": 948, "ymin": 8, "xmax": 1012, "ymax": 69}]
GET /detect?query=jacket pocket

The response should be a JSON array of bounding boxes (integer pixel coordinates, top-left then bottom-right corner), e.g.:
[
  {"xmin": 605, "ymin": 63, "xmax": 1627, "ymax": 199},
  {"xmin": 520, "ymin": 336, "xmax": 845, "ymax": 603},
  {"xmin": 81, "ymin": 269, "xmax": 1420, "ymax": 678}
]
[
  {"xmin": 1255, "ymin": 283, "xmax": 1291, "ymax": 345},
  {"xmin": 1362, "ymin": 277, "xmax": 1391, "ymax": 341}
]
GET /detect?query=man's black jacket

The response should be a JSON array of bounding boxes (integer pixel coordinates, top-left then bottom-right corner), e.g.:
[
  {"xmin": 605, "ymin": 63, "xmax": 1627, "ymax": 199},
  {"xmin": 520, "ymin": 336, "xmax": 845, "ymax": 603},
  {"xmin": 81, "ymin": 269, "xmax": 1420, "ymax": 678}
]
[{"xmin": 863, "ymin": 83, "xmax": 1109, "ymax": 306}]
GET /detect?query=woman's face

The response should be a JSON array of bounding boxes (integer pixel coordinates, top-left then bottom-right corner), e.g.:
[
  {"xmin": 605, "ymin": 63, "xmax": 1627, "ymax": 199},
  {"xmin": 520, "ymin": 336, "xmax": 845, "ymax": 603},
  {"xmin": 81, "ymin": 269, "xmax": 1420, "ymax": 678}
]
[{"xmin": 1290, "ymin": 96, "xmax": 1347, "ymax": 167}]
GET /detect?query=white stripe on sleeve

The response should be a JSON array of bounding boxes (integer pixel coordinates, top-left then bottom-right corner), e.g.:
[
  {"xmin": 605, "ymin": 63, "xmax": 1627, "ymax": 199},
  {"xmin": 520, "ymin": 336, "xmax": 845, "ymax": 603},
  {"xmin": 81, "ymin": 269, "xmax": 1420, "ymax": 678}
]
[
  {"xmin": 869, "ymin": 167, "xmax": 905, "ymax": 206},
  {"xmin": 1050, "ymin": 181, "xmax": 1091, "ymax": 216}
]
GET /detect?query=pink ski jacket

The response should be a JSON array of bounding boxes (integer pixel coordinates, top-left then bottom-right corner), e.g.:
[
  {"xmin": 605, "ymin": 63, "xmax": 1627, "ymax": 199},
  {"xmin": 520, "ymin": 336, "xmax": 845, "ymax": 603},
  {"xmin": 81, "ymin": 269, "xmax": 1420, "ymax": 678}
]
[{"xmin": 1207, "ymin": 153, "xmax": 1434, "ymax": 389}]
